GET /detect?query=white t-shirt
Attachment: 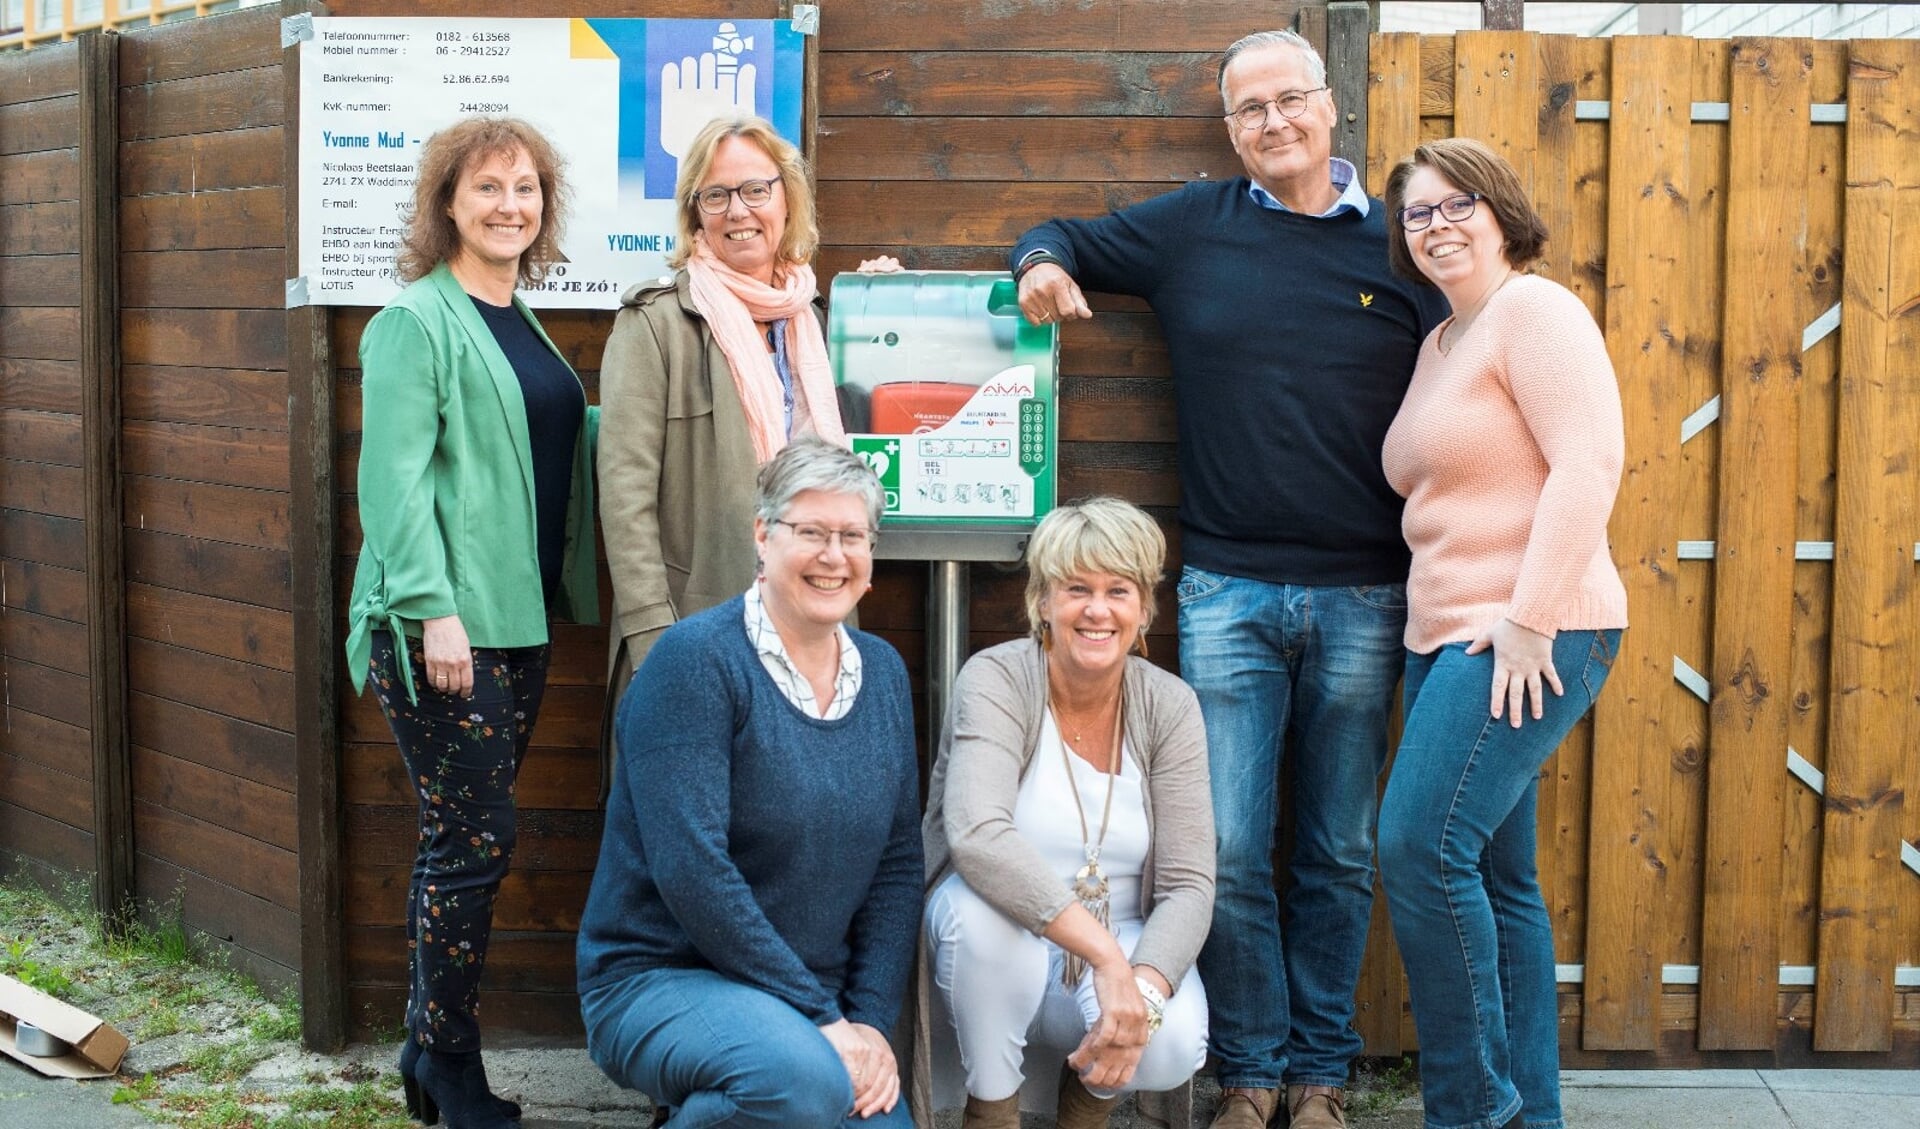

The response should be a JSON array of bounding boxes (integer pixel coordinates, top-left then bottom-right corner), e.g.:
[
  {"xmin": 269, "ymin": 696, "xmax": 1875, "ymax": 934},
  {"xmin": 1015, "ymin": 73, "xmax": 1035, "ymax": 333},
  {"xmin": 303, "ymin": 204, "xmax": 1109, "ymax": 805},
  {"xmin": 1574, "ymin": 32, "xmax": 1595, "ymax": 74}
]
[{"xmin": 1012, "ymin": 710, "xmax": 1150, "ymax": 927}]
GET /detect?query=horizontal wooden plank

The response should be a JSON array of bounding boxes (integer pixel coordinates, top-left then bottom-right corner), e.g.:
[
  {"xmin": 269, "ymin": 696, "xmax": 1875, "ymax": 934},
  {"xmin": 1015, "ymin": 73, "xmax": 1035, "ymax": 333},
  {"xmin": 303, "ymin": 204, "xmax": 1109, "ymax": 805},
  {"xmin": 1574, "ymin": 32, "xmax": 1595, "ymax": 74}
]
[
  {"xmin": 340, "ymin": 681, "xmax": 604, "ymax": 750},
  {"xmin": 328, "ymin": 307, "xmax": 616, "ymax": 376},
  {"xmin": 0, "ymin": 253, "xmax": 79, "ymax": 308},
  {"xmin": 2, "ymin": 656, "xmax": 88, "ymax": 728},
  {"xmin": 322, "ymin": 0, "xmax": 779, "ymax": 18},
  {"xmin": 0, "ymin": 801, "xmax": 91, "ymax": 879},
  {"xmin": 817, "ymin": 181, "xmax": 1173, "ymax": 246},
  {"xmin": 0, "ymin": 751, "xmax": 89, "ymax": 832},
  {"xmin": 128, "ymin": 635, "xmax": 294, "ymax": 732},
  {"xmin": 0, "ymin": 200, "xmax": 78, "ymax": 256},
  {"xmin": 0, "ymin": 605, "xmax": 87, "ymax": 674},
  {"xmin": 120, "ymin": 65, "xmax": 283, "ymax": 142},
  {"xmin": 0, "ymin": 705, "xmax": 89, "ymax": 780},
  {"xmin": 134, "ymin": 797, "xmax": 296, "ymax": 911},
  {"xmin": 821, "ymin": 0, "xmax": 1287, "ymax": 51},
  {"xmin": 121, "ymin": 3, "xmax": 284, "ymax": 86},
  {"xmin": 133, "ymin": 745, "xmax": 296, "ymax": 853},
  {"xmin": 123, "ymin": 418, "xmax": 290, "ymax": 490},
  {"xmin": 127, "ymin": 528, "xmax": 292, "ymax": 611},
  {"xmin": 1059, "ymin": 376, "xmax": 1177, "ymax": 442},
  {"xmin": 345, "ymin": 866, "xmax": 593, "ymax": 933},
  {"xmin": 123, "ymin": 308, "xmax": 288, "ymax": 370},
  {"xmin": 344, "ymin": 803, "xmax": 603, "ymax": 873},
  {"xmin": 0, "ymin": 95, "xmax": 78, "ymax": 156},
  {"xmin": 0, "ymin": 508, "xmax": 84, "ymax": 569},
  {"xmin": 130, "ymin": 691, "xmax": 295, "ymax": 793},
  {"xmin": 1, "ymin": 557, "xmax": 86, "ymax": 622},
  {"xmin": 121, "ymin": 186, "xmax": 284, "ymax": 252},
  {"xmin": 819, "ymin": 116, "xmax": 1243, "ymax": 181},
  {"xmin": 343, "ymin": 741, "xmax": 604, "ymax": 811},
  {"xmin": 123, "ymin": 364, "xmax": 288, "ymax": 430},
  {"xmin": 348, "ymin": 927, "xmax": 577, "ymax": 993},
  {"xmin": 121, "ymin": 247, "xmax": 285, "ymax": 310},
  {"xmin": 128, "ymin": 581, "xmax": 295, "ymax": 672},
  {"xmin": 123, "ymin": 126, "xmax": 285, "ymax": 199},
  {"xmin": 0, "ymin": 148, "xmax": 78, "ymax": 205},
  {"xmin": 134, "ymin": 852, "xmax": 299, "ymax": 986},
  {"xmin": 0, "ymin": 40, "xmax": 79, "ymax": 106},
  {"xmin": 0, "ymin": 306, "xmax": 80, "ymax": 361},
  {"xmin": 820, "ymin": 51, "xmax": 1229, "ymax": 118},
  {"xmin": 346, "ymin": 983, "xmax": 584, "ymax": 1038},
  {"xmin": 0, "ymin": 358, "xmax": 80, "ymax": 414},
  {"xmin": 0, "ymin": 459, "xmax": 84, "ymax": 519},
  {"xmin": 0, "ymin": 408, "xmax": 81, "ymax": 465},
  {"xmin": 124, "ymin": 475, "xmax": 290, "ymax": 549}
]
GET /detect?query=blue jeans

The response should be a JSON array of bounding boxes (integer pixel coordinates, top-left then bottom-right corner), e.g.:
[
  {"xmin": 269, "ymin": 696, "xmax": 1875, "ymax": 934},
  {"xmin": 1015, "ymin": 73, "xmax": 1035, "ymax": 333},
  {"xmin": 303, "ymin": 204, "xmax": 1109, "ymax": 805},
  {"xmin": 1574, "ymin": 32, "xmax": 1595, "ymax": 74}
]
[
  {"xmin": 1179, "ymin": 569, "xmax": 1407, "ymax": 1089},
  {"xmin": 1378, "ymin": 629, "xmax": 1621, "ymax": 1129},
  {"xmin": 582, "ymin": 967, "xmax": 912, "ymax": 1129}
]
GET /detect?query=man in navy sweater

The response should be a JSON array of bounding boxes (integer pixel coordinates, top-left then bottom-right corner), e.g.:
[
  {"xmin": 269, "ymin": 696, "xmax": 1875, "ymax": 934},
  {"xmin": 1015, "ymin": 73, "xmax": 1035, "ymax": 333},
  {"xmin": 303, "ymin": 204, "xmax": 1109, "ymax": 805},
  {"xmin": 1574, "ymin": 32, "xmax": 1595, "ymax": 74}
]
[{"xmin": 1012, "ymin": 28, "xmax": 1446, "ymax": 1129}]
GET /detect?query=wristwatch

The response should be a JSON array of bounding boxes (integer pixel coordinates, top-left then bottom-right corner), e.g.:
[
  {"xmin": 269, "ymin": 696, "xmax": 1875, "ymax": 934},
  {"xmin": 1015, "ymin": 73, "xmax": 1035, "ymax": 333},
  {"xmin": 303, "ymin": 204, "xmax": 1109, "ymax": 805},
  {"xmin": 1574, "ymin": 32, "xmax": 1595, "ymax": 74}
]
[
  {"xmin": 1013, "ymin": 248, "xmax": 1062, "ymax": 282},
  {"xmin": 1134, "ymin": 975, "xmax": 1167, "ymax": 1035}
]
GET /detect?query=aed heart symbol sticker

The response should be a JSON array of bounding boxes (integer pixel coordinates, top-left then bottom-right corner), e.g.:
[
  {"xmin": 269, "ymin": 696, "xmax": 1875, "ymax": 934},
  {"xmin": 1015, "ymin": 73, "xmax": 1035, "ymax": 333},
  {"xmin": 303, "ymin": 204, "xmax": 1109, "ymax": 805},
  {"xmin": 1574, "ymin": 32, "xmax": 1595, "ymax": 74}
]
[{"xmin": 860, "ymin": 449, "xmax": 891, "ymax": 480}]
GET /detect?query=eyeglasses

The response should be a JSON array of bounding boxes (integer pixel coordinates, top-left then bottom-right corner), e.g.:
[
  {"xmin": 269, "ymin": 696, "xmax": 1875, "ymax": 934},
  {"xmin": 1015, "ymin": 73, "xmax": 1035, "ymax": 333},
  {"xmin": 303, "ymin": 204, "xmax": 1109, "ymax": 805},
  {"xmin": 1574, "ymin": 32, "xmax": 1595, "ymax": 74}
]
[
  {"xmin": 772, "ymin": 519, "xmax": 877, "ymax": 554},
  {"xmin": 692, "ymin": 176, "xmax": 782, "ymax": 215},
  {"xmin": 1225, "ymin": 87, "xmax": 1329, "ymax": 130},
  {"xmin": 1397, "ymin": 192, "xmax": 1484, "ymax": 232}
]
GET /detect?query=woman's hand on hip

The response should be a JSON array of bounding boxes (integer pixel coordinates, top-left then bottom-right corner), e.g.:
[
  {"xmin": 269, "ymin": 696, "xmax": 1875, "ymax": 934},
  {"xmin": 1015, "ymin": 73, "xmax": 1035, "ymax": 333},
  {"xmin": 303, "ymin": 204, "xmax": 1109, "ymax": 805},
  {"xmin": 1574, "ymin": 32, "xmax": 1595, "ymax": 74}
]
[
  {"xmin": 1067, "ymin": 957, "xmax": 1148, "ymax": 1090},
  {"xmin": 421, "ymin": 614, "xmax": 474, "ymax": 698},
  {"xmin": 819, "ymin": 1018, "xmax": 899, "ymax": 1117},
  {"xmin": 1466, "ymin": 617, "xmax": 1563, "ymax": 727}
]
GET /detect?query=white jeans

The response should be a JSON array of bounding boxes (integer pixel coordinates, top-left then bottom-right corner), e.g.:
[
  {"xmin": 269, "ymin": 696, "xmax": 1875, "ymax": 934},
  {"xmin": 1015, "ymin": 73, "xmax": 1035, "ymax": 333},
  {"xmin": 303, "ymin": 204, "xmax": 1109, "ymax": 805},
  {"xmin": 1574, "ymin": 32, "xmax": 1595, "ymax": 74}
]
[{"xmin": 926, "ymin": 873, "xmax": 1208, "ymax": 1102}]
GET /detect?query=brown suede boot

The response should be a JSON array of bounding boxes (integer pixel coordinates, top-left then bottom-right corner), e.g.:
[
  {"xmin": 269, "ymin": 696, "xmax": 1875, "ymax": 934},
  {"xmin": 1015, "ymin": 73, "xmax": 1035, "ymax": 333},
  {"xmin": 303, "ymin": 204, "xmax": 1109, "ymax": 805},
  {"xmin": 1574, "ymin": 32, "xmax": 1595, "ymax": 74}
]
[
  {"xmin": 1055, "ymin": 1069, "xmax": 1122, "ymax": 1129},
  {"xmin": 1210, "ymin": 1086, "xmax": 1278, "ymax": 1128},
  {"xmin": 1285, "ymin": 1084, "xmax": 1347, "ymax": 1129},
  {"xmin": 963, "ymin": 1091, "xmax": 1021, "ymax": 1129}
]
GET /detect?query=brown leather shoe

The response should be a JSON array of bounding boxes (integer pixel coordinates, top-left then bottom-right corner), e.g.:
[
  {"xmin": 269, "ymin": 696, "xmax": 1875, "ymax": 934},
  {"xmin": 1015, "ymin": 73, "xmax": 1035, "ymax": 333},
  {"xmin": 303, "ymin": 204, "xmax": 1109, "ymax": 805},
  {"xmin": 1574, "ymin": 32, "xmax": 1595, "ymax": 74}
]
[
  {"xmin": 1285, "ymin": 1084, "xmax": 1346, "ymax": 1129},
  {"xmin": 1211, "ymin": 1086, "xmax": 1279, "ymax": 1128},
  {"xmin": 1056, "ymin": 1069, "xmax": 1122, "ymax": 1129},
  {"xmin": 962, "ymin": 1091, "xmax": 1021, "ymax": 1129}
]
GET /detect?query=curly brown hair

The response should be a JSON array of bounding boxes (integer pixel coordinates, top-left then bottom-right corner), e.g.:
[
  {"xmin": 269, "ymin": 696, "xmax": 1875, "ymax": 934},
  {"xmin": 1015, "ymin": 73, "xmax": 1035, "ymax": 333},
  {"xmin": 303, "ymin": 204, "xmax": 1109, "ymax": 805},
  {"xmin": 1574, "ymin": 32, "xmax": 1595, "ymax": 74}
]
[{"xmin": 395, "ymin": 117, "xmax": 570, "ymax": 286}]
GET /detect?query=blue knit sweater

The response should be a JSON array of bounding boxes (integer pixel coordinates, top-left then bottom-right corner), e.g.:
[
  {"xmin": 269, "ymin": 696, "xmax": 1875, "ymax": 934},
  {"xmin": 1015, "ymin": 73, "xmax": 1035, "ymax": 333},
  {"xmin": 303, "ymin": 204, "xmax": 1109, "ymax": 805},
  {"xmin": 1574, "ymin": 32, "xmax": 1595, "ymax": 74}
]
[
  {"xmin": 1013, "ymin": 178, "xmax": 1449, "ymax": 585},
  {"xmin": 576, "ymin": 597, "xmax": 923, "ymax": 1030}
]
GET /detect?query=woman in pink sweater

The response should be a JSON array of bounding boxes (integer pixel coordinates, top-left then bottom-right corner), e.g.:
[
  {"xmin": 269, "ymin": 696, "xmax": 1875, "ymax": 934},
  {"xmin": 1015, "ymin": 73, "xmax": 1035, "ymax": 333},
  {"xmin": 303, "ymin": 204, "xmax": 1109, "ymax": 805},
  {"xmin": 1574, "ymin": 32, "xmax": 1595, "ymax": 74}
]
[{"xmin": 1377, "ymin": 137, "xmax": 1627, "ymax": 1129}]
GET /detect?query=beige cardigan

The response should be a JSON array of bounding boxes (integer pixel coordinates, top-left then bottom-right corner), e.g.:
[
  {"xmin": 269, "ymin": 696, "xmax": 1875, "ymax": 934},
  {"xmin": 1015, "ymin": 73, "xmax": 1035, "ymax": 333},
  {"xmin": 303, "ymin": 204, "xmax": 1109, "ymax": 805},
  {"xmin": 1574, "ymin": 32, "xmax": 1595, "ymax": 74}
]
[{"xmin": 912, "ymin": 637, "xmax": 1214, "ymax": 1122}]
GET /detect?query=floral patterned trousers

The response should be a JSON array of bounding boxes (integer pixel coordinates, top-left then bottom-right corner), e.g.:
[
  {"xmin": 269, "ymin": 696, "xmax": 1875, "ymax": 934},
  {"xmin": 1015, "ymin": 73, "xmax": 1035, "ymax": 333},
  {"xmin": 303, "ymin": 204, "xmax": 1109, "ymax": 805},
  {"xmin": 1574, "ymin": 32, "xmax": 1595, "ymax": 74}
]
[{"xmin": 368, "ymin": 630, "xmax": 551, "ymax": 1052}]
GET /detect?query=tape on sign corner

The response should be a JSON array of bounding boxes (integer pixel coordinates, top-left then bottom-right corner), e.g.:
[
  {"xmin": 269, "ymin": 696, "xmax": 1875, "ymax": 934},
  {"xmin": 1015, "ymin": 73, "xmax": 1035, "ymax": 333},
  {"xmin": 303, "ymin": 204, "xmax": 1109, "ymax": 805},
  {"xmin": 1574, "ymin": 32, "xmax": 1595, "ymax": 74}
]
[
  {"xmin": 282, "ymin": 14, "xmax": 315, "ymax": 49},
  {"xmin": 791, "ymin": 5, "xmax": 820, "ymax": 35},
  {"xmin": 286, "ymin": 277, "xmax": 311, "ymax": 309}
]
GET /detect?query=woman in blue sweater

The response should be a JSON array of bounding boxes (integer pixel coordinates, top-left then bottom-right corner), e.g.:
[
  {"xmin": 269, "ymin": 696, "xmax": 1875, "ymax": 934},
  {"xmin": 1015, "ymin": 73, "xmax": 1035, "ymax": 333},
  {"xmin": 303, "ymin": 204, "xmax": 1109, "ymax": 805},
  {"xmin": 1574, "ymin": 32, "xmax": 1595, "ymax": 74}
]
[{"xmin": 578, "ymin": 437, "xmax": 922, "ymax": 1128}]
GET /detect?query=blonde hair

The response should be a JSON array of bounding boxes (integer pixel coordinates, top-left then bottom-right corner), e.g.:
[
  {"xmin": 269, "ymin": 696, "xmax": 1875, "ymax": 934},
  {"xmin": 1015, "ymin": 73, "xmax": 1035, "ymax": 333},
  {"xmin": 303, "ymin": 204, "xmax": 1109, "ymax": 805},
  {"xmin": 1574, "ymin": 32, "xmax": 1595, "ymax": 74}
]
[
  {"xmin": 1023, "ymin": 497, "xmax": 1167, "ymax": 643},
  {"xmin": 665, "ymin": 115, "xmax": 817, "ymax": 274},
  {"xmin": 396, "ymin": 117, "xmax": 569, "ymax": 286}
]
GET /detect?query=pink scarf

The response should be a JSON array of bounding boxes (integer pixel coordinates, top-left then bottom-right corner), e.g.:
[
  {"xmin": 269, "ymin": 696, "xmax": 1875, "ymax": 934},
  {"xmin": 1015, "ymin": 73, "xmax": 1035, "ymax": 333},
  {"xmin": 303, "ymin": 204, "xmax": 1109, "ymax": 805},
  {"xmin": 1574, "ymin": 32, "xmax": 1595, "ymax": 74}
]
[{"xmin": 685, "ymin": 233, "xmax": 847, "ymax": 463}]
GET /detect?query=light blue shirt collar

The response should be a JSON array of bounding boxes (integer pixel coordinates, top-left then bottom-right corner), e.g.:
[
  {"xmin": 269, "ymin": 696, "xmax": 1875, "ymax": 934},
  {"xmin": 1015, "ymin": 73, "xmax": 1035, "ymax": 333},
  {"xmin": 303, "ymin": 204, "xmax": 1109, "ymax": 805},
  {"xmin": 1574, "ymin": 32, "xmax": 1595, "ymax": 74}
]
[{"xmin": 1248, "ymin": 157, "xmax": 1370, "ymax": 218}]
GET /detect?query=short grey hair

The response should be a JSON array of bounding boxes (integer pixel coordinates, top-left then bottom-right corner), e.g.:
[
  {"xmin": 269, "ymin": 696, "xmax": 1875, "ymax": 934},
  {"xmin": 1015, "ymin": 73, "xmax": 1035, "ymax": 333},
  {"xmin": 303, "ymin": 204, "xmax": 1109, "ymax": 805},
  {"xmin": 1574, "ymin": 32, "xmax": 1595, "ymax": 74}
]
[
  {"xmin": 1023, "ymin": 497, "xmax": 1167, "ymax": 642},
  {"xmin": 754, "ymin": 436, "xmax": 884, "ymax": 530},
  {"xmin": 1218, "ymin": 29, "xmax": 1327, "ymax": 106}
]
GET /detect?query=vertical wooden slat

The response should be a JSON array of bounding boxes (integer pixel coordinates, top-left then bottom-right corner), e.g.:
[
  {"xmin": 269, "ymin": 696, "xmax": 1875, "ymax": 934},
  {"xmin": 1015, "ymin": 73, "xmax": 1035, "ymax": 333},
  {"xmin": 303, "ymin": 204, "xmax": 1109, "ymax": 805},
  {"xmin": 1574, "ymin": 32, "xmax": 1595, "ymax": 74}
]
[
  {"xmin": 1531, "ymin": 34, "xmax": 1579, "ymax": 285},
  {"xmin": 1452, "ymin": 30, "xmax": 1537, "ymax": 189},
  {"xmin": 1582, "ymin": 34, "xmax": 1694, "ymax": 1052},
  {"xmin": 284, "ymin": 0, "xmax": 345, "ymax": 1051},
  {"xmin": 79, "ymin": 29, "xmax": 131, "ymax": 930},
  {"xmin": 1698, "ymin": 36, "xmax": 1810, "ymax": 1051},
  {"xmin": 1816, "ymin": 36, "xmax": 1920, "ymax": 1053},
  {"xmin": 1365, "ymin": 31, "xmax": 1422, "ymax": 198},
  {"xmin": 1326, "ymin": 1, "xmax": 1371, "ymax": 176}
]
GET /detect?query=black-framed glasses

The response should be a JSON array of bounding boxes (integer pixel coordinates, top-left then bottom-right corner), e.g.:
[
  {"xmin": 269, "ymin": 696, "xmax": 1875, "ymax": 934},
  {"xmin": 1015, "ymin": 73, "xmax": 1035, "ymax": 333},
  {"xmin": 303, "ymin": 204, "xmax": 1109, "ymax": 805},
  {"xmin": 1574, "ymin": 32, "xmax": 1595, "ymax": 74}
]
[
  {"xmin": 1398, "ymin": 192, "xmax": 1484, "ymax": 232},
  {"xmin": 771, "ymin": 519, "xmax": 877, "ymax": 554},
  {"xmin": 1225, "ymin": 87, "xmax": 1329, "ymax": 130},
  {"xmin": 692, "ymin": 176, "xmax": 782, "ymax": 215}
]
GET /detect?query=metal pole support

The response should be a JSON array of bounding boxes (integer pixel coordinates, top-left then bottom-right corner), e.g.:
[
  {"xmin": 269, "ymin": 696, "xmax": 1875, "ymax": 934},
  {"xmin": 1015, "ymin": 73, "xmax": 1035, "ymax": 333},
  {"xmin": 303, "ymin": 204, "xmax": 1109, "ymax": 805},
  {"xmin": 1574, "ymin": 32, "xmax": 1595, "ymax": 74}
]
[{"xmin": 926, "ymin": 560, "xmax": 971, "ymax": 752}]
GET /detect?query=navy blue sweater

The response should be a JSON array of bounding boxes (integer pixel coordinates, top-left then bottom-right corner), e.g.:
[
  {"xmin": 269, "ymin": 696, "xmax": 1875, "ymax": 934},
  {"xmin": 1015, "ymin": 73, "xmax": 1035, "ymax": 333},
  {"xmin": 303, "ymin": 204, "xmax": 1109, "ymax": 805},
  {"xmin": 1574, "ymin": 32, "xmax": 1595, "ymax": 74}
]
[
  {"xmin": 1014, "ymin": 179, "xmax": 1448, "ymax": 585},
  {"xmin": 576, "ymin": 598, "xmax": 923, "ymax": 1031}
]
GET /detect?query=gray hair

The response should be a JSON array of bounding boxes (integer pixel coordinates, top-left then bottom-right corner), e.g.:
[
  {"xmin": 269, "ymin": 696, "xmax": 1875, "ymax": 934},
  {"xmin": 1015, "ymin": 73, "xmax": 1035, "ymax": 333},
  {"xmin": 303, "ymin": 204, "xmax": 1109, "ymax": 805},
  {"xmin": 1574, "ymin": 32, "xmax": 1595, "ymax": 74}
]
[
  {"xmin": 754, "ymin": 436, "xmax": 884, "ymax": 530},
  {"xmin": 1023, "ymin": 497, "xmax": 1167, "ymax": 642},
  {"xmin": 1218, "ymin": 29, "xmax": 1327, "ymax": 105}
]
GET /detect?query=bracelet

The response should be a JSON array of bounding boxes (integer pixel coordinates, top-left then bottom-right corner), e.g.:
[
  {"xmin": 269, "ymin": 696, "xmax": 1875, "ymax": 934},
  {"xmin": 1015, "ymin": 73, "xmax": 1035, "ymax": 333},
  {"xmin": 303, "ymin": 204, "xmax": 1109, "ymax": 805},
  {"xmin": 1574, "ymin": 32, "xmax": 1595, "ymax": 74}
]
[
  {"xmin": 1134, "ymin": 975, "xmax": 1166, "ymax": 1035},
  {"xmin": 1013, "ymin": 248, "xmax": 1062, "ymax": 282}
]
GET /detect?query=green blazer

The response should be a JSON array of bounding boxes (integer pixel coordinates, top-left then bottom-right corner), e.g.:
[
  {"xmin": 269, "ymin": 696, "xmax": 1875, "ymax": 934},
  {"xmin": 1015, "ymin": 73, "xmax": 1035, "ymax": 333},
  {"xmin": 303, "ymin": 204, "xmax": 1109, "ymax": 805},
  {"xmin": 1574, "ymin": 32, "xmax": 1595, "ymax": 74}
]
[{"xmin": 346, "ymin": 263, "xmax": 599, "ymax": 702}]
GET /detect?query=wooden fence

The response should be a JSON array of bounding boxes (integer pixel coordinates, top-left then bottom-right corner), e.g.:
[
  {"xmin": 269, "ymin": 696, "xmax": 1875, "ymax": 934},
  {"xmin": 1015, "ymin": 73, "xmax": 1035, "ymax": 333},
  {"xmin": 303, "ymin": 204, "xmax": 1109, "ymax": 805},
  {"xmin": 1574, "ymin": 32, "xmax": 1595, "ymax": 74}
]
[{"xmin": 1, "ymin": 0, "xmax": 1914, "ymax": 1067}]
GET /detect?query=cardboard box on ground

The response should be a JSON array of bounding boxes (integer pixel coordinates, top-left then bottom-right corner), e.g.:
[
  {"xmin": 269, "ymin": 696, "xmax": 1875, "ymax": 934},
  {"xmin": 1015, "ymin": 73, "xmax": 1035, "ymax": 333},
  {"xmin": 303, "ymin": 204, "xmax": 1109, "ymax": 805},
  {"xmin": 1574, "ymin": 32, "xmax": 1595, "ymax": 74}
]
[{"xmin": 0, "ymin": 973, "xmax": 129, "ymax": 1079}]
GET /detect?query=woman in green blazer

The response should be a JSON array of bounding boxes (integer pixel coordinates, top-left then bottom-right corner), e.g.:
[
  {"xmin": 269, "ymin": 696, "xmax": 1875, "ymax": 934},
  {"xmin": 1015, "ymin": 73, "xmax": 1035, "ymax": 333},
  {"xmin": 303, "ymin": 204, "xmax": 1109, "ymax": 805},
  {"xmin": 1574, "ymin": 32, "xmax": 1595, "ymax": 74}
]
[{"xmin": 345, "ymin": 117, "xmax": 597, "ymax": 1129}]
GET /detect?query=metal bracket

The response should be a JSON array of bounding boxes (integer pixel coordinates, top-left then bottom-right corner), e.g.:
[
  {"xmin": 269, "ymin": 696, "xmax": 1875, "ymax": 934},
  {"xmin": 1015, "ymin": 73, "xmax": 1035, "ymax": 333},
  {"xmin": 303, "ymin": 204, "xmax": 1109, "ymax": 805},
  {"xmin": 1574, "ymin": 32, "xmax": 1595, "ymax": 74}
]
[
  {"xmin": 1672, "ymin": 656, "xmax": 1711, "ymax": 703},
  {"xmin": 1680, "ymin": 395, "xmax": 1721, "ymax": 444},
  {"xmin": 1676, "ymin": 541, "xmax": 1833, "ymax": 561},
  {"xmin": 281, "ymin": 13, "xmax": 314, "ymax": 48},
  {"xmin": 1575, "ymin": 100, "xmax": 1846, "ymax": 123}
]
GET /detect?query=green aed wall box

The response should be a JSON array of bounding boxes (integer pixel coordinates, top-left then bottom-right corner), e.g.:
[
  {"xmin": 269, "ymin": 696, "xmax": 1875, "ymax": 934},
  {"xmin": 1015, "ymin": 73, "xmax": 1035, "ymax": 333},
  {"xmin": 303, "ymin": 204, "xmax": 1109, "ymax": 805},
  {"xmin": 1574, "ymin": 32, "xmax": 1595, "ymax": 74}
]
[{"xmin": 829, "ymin": 271, "xmax": 1058, "ymax": 542}]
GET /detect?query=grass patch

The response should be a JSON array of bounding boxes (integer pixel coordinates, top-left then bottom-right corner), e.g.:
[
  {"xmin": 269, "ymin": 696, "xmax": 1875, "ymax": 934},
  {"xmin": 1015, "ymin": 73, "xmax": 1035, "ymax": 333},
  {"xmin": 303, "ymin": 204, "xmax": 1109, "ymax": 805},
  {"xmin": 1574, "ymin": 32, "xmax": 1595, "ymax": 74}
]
[
  {"xmin": 247, "ymin": 993, "xmax": 303, "ymax": 1043},
  {"xmin": 185, "ymin": 1040, "xmax": 276, "ymax": 1084},
  {"xmin": 1349, "ymin": 1055, "xmax": 1419, "ymax": 1119}
]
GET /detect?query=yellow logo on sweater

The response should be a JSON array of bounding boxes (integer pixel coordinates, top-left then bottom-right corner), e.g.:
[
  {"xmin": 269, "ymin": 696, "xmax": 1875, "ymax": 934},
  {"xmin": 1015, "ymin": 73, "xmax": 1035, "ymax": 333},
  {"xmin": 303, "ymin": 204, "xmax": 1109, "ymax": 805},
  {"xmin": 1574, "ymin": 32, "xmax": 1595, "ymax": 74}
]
[{"xmin": 1359, "ymin": 292, "xmax": 1374, "ymax": 308}]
